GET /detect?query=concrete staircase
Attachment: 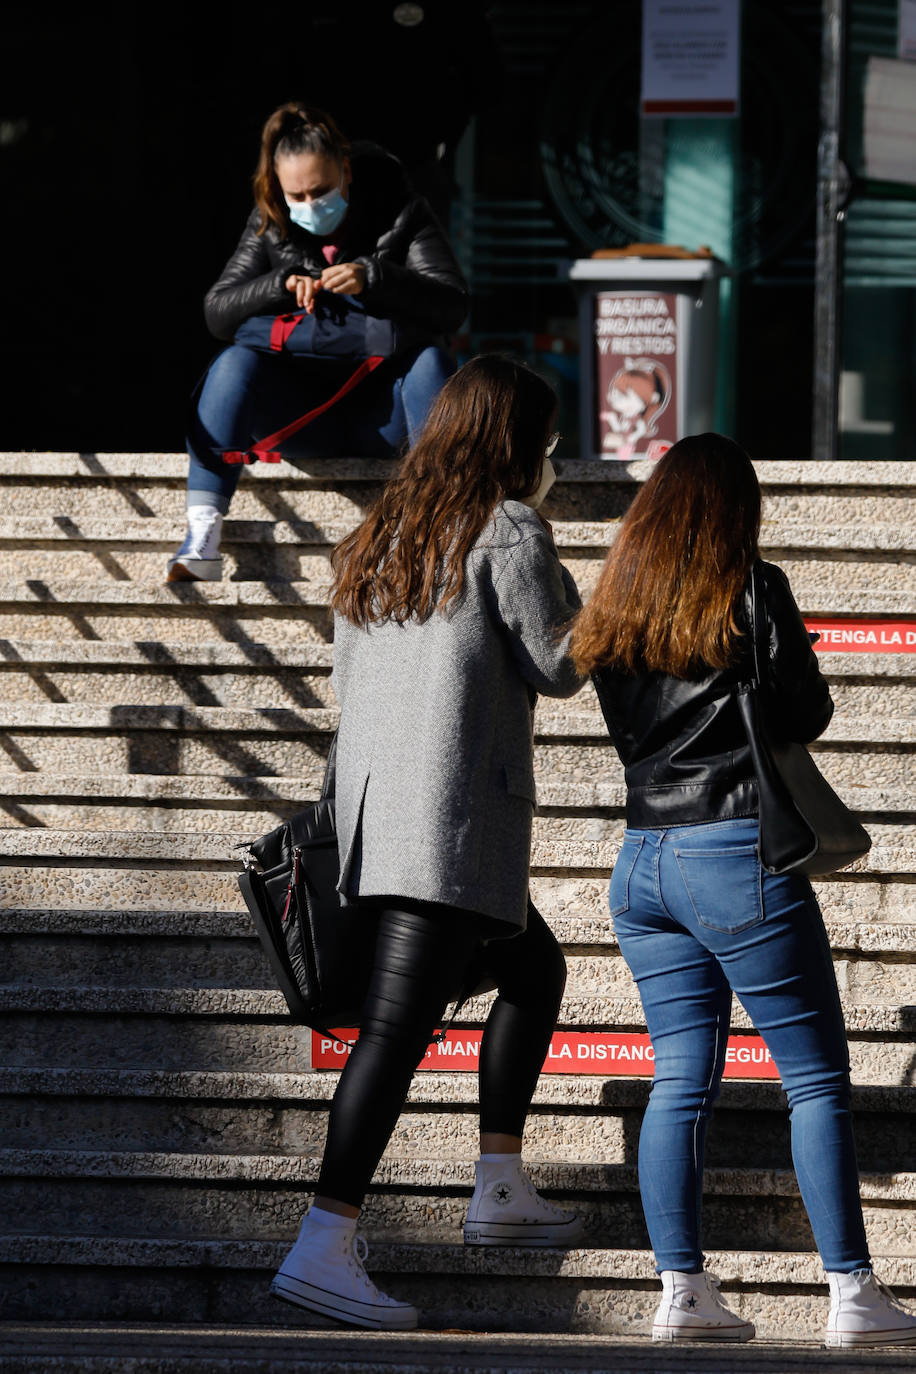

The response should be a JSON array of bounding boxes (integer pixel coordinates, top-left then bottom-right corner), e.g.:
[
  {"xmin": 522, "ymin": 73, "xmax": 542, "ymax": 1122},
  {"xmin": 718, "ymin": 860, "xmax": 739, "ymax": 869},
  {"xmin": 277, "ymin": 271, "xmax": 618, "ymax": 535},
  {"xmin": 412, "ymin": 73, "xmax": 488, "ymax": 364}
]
[{"xmin": 0, "ymin": 453, "xmax": 914, "ymax": 1345}]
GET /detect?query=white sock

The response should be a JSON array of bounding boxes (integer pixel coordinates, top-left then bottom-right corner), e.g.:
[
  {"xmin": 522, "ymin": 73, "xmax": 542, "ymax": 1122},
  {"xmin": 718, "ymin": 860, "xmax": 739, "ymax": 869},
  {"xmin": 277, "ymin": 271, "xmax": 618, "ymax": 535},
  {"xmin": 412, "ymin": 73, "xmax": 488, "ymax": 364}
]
[
  {"xmin": 306, "ymin": 1205, "xmax": 357, "ymax": 1230},
  {"xmin": 479, "ymin": 1152, "xmax": 522, "ymax": 1164}
]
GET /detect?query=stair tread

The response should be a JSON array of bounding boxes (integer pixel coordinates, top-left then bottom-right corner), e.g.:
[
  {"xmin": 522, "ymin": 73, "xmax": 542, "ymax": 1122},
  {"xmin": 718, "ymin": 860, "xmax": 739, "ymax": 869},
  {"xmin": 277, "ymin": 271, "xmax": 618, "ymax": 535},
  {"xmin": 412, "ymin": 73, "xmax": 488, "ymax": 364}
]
[
  {"xmin": 3, "ymin": 513, "xmax": 916, "ymax": 553},
  {"xmin": 3, "ymin": 1233, "xmax": 916, "ymax": 1285},
  {"xmin": 0, "ymin": 985, "xmax": 912, "ymax": 1033},
  {"xmin": 4, "ymin": 452, "xmax": 916, "ymax": 486},
  {"xmin": 4, "ymin": 905, "xmax": 916, "ymax": 948},
  {"xmin": 2, "ymin": 1066, "xmax": 912, "ymax": 1109},
  {"xmin": 2, "ymin": 576, "xmax": 914, "ymax": 616},
  {"xmin": 1, "ymin": 636, "xmax": 914, "ymax": 675},
  {"xmin": 0, "ymin": 701, "xmax": 913, "ymax": 743},
  {"xmin": 2, "ymin": 828, "xmax": 913, "ymax": 874},
  {"xmin": 3, "ymin": 1149, "xmax": 914, "ymax": 1200}
]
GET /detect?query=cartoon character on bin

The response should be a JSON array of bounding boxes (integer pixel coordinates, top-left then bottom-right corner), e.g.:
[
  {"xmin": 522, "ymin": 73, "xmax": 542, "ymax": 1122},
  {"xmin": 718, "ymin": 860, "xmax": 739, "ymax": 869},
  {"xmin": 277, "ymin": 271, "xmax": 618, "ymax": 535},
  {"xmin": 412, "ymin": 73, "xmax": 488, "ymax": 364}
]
[{"xmin": 601, "ymin": 358, "xmax": 671, "ymax": 458}]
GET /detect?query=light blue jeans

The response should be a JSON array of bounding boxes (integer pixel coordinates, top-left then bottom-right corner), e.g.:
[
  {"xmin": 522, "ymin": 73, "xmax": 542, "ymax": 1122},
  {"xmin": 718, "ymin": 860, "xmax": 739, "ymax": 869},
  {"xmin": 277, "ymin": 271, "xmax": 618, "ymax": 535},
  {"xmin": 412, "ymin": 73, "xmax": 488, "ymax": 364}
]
[{"xmin": 610, "ymin": 817, "xmax": 870, "ymax": 1274}]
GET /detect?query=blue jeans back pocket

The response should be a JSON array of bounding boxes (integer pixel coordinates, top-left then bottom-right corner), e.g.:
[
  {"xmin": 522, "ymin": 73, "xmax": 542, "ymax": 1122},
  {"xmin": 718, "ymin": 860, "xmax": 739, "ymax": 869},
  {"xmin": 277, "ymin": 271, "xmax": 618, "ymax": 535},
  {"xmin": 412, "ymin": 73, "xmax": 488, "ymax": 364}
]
[
  {"xmin": 673, "ymin": 842, "xmax": 764, "ymax": 934},
  {"xmin": 609, "ymin": 835, "xmax": 644, "ymax": 918}
]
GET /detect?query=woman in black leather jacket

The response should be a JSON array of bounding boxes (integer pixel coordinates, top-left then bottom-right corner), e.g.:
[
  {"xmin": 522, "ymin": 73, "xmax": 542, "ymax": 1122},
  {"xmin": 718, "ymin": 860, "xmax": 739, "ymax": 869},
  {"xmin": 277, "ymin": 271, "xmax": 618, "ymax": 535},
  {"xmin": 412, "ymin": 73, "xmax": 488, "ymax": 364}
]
[
  {"xmin": 167, "ymin": 102, "xmax": 468, "ymax": 581},
  {"xmin": 571, "ymin": 434, "xmax": 916, "ymax": 1350}
]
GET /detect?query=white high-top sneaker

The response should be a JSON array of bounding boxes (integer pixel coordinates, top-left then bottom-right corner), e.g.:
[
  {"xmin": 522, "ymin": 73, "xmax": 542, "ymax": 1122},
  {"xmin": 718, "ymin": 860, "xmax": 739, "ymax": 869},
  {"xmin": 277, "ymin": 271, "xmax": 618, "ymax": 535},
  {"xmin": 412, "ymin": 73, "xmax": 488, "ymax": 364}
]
[
  {"xmin": 270, "ymin": 1211, "xmax": 417, "ymax": 1331},
  {"xmin": 166, "ymin": 506, "xmax": 223, "ymax": 582},
  {"xmin": 463, "ymin": 1154, "xmax": 584, "ymax": 1248},
  {"xmin": 652, "ymin": 1270, "xmax": 755, "ymax": 1342},
  {"xmin": 825, "ymin": 1268, "xmax": 916, "ymax": 1347}
]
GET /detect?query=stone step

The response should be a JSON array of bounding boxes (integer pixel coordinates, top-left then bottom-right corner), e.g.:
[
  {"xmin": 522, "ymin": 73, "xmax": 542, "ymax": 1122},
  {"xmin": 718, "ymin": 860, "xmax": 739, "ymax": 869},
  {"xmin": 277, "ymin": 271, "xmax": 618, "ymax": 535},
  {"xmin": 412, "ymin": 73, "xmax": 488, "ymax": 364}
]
[
  {"xmin": 1, "ymin": 635, "xmax": 912, "ymax": 681},
  {"xmin": 1, "ymin": 1234, "xmax": 914, "ymax": 1338},
  {"xmin": 2, "ymin": 981, "xmax": 912, "ymax": 1038},
  {"xmin": 0, "ymin": 739, "xmax": 909, "ymax": 799},
  {"xmin": 2, "ymin": 575, "xmax": 915, "ymax": 618},
  {"xmin": 7, "ymin": 1328, "xmax": 913, "ymax": 1374},
  {"xmin": 3, "ymin": 864, "xmax": 915, "ymax": 924},
  {"xmin": 6, "ymin": 479, "xmax": 915, "ymax": 531},
  {"xmin": 0, "ymin": 998, "xmax": 911, "ymax": 1088},
  {"xmin": 3, "ymin": 1069, "xmax": 912, "ymax": 1167},
  {"xmin": 0, "ymin": 803, "xmax": 910, "ymax": 845},
  {"xmin": 5, "ymin": 891, "xmax": 916, "ymax": 949},
  {"xmin": 0, "ymin": 773, "xmax": 908, "ymax": 820},
  {"xmin": 1, "ymin": 657, "xmax": 914, "ymax": 714},
  {"xmin": 4, "ymin": 453, "xmax": 916, "ymax": 483},
  {"xmin": 0, "ymin": 829, "xmax": 912, "ymax": 879},
  {"xmin": 4, "ymin": 932, "xmax": 913, "ymax": 1006},
  {"xmin": 6, "ymin": 511, "xmax": 916, "ymax": 555},
  {"xmin": 0, "ymin": 700, "xmax": 912, "ymax": 743},
  {"xmin": 1, "ymin": 1152, "xmax": 912, "ymax": 1257}
]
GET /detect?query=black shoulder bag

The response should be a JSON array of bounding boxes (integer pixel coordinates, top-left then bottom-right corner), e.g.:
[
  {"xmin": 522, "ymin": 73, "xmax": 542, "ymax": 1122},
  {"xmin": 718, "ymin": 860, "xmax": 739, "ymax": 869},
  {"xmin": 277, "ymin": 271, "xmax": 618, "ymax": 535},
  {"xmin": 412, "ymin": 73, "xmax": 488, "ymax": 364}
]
[
  {"xmin": 236, "ymin": 735, "xmax": 496, "ymax": 1034},
  {"xmin": 736, "ymin": 564, "xmax": 871, "ymax": 876},
  {"xmin": 237, "ymin": 735, "xmax": 372, "ymax": 1029}
]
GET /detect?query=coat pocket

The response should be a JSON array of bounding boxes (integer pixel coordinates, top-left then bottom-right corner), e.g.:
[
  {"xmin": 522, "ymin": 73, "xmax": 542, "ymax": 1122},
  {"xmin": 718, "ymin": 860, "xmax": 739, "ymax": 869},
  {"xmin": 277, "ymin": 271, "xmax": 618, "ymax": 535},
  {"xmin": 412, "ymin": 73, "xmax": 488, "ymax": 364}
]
[
  {"xmin": 503, "ymin": 763, "xmax": 537, "ymax": 806},
  {"xmin": 673, "ymin": 841, "xmax": 764, "ymax": 933}
]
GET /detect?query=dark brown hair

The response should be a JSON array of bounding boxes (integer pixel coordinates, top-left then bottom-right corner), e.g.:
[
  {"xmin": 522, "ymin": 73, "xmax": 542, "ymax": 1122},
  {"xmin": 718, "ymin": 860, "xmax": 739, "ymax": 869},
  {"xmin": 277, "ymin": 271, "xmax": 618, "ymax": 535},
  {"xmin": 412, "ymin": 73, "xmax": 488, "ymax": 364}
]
[
  {"xmin": 253, "ymin": 102, "xmax": 350, "ymax": 237},
  {"xmin": 570, "ymin": 433, "xmax": 761, "ymax": 678},
  {"xmin": 331, "ymin": 355, "xmax": 557, "ymax": 626}
]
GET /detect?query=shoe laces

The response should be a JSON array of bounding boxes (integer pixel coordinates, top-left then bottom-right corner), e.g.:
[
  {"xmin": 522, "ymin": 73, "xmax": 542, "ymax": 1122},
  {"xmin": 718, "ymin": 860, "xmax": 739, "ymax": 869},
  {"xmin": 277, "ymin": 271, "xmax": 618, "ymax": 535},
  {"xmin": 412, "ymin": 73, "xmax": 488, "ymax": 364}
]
[
  {"xmin": 864, "ymin": 1271, "xmax": 912, "ymax": 1315},
  {"xmin": 520, "ymin": 1169, "xmax": 572, "ymax": 1220},
  {"xmin": 347, "ymin": 1233, "xmax": 381, "ymax": 1299}
]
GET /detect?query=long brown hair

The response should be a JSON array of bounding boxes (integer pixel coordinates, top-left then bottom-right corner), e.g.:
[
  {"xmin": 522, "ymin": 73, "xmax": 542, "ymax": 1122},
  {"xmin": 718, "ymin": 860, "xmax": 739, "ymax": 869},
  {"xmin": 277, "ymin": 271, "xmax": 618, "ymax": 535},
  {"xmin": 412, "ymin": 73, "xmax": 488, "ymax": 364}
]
[
  {"xmin": 570, "ymin": 433, "xmax": 761, "ymax": 678},
  {"xmin": 253, "ymin": 103, "xmax": 350, "ymax": 237},
  {"xmin": 331, "ymin": 356, "xmax": 557, "ymax": 626}
]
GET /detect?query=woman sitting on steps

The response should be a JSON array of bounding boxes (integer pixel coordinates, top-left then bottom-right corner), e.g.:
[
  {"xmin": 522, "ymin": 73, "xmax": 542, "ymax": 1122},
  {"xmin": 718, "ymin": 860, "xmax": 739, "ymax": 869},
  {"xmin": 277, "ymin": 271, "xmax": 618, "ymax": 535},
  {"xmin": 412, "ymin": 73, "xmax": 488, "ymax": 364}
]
[{"xmin": 168, "ymin": 101, "xmax": 467, "ymax": 583}]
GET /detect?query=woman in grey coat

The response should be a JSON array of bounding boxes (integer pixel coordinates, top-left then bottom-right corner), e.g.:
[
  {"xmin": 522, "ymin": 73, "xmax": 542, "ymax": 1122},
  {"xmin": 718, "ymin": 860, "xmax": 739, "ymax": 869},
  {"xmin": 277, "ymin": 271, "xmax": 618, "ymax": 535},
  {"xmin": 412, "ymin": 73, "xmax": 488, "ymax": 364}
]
[{"xmin": 270, "ymin": 356, "xmax": 583, "ymax": 1330}]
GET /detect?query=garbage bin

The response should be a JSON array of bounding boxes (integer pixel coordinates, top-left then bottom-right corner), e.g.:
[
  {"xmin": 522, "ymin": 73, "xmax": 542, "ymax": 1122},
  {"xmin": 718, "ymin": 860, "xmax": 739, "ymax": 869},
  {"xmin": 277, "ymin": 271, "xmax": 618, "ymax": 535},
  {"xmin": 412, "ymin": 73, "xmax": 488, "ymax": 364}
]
[{"xmin": 569, "ymin": 253, "xmax": 726, "ymax": 460}]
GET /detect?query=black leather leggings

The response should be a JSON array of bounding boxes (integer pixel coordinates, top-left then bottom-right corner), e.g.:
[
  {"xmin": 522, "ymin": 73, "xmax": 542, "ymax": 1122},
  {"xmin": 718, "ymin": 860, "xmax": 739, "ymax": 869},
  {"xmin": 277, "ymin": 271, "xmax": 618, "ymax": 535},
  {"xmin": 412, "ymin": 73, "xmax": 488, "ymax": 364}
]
[{"xmin": 315, "ymin": 898, "xmax": 567, "ymax": 1207}]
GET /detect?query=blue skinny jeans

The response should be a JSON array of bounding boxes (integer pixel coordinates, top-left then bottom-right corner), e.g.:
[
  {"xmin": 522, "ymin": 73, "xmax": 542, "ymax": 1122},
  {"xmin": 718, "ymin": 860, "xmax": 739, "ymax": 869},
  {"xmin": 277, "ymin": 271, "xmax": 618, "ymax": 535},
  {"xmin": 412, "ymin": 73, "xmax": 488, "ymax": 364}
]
[
  {"xmin": 610, "ymin": 817, "xmax": 870, "ymax": 1275},
  {"xmin": 185, "ymin": 343, "xmax": 455, "ymax": 512}
]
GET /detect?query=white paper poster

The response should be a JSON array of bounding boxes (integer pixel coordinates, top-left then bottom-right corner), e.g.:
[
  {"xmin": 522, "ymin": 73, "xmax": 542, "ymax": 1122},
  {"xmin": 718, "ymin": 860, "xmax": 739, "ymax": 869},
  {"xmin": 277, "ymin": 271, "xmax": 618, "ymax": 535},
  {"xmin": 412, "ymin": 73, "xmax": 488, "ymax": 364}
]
[
  {"xmin": 641, "ymin": 0, "xmax": 742, "ymax": 117},
  {"xmin": 900, "ymin": 0, "xmax": 916, "ymax": 61}
]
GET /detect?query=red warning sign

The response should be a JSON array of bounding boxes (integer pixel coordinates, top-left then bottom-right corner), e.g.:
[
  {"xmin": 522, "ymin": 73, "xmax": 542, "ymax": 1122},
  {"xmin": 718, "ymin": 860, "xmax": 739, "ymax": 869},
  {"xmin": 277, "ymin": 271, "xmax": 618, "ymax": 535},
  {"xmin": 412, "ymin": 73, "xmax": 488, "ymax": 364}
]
[
  {"xmin": 312, "ymin": 1029, "xmax": 779, "ymax": 1080},
  {"xmin": 805, "ymin": 619, "xmax": 916, "ymax": 652}
]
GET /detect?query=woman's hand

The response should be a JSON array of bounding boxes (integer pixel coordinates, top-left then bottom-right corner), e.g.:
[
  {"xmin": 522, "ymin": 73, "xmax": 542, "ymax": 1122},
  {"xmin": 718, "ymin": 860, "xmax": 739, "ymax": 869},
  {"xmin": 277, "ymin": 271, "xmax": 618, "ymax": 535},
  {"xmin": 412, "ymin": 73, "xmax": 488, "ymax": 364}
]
[
  {"xmin": 285, "ymin": 274, "xmax": 321, "ymax": 312},
  {"xmin": 319, "ymin": 262, "xmax": 366, "ymax": 296}
]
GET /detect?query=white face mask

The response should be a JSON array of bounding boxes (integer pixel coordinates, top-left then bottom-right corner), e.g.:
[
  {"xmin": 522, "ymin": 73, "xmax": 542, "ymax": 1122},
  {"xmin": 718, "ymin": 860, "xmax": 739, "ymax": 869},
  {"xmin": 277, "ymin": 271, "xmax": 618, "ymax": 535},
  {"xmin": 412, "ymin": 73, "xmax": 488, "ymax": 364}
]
[
  {"xmin": 521, "ymin": 455, "xmax": 557, "ymax": 510},
  {"xmin": 285, "ymin": 179, "xmax": 348, "ymax": 236}
]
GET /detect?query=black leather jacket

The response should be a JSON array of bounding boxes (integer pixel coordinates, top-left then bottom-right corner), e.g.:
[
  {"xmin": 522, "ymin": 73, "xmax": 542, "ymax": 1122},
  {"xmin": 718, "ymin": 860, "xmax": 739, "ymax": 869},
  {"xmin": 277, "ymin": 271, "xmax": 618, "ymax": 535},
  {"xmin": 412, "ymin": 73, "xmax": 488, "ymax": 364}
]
[
  {"xmin": 592, "ymin": 560, "xmax": 834, "ymax": 828},
  {"xmin": 203, "ymin": 144, "xmax": 469, "ymax": 342}
]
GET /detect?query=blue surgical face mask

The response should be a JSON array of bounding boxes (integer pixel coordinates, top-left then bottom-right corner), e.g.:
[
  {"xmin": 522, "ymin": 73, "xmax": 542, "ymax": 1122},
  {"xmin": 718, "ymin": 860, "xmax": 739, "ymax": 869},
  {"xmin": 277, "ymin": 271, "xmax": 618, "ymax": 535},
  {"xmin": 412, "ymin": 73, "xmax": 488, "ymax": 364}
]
[{"xmin": 286, "ymin": 180, "xmax": 348, "ymax": 236}]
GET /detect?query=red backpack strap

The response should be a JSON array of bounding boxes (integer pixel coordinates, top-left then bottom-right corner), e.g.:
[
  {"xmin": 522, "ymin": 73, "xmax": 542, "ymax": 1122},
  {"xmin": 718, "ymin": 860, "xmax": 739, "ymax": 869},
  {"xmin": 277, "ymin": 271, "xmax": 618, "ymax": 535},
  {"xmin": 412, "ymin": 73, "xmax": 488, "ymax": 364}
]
[
  {"xmin": 270, "ymin": 312, "xmax": 305, "ymax": 351},
  {"xmin": 223, "ymin": 355, "xmax": 385, "ymax": 465}
]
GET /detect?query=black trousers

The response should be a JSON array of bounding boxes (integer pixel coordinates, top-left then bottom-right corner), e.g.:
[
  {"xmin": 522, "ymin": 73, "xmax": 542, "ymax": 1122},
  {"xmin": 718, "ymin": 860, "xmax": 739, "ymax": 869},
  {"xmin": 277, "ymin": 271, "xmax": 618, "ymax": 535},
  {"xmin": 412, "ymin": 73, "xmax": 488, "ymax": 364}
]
[{"xmin": 315, "ymin": 898, "xmax": 567, "ymax": 1207}]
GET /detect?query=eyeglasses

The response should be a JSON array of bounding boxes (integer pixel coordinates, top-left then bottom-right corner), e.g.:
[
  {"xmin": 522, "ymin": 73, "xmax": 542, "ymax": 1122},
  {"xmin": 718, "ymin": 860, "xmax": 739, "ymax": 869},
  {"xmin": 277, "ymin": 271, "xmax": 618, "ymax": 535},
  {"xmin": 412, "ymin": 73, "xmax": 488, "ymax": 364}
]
[{"xmin": 545, "ymin": 432, "xmax": 560, "ymax": 458}]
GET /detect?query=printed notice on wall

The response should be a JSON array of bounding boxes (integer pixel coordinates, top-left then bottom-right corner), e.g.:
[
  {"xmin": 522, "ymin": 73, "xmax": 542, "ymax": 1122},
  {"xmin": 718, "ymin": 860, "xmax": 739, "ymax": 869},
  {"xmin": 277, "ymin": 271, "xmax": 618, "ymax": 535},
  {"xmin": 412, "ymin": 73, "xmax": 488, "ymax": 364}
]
[
  {"xmin": 901, "ymin": 1, "xmax": 916, "ymax": 61},
  {"xmin": 313, "ymin": 1029, "xmax": 779, "ymax": 1080},
  {"xmin": 806, "ymin": 619, "xmax": 916, "ymax": 653},
  {"xmin": 594, "ymin": 292, "xmax": 677, "ymax": 459},
  {"xmin": 641, "ymin": 0, "xmax": 741, "ymax": 117}
]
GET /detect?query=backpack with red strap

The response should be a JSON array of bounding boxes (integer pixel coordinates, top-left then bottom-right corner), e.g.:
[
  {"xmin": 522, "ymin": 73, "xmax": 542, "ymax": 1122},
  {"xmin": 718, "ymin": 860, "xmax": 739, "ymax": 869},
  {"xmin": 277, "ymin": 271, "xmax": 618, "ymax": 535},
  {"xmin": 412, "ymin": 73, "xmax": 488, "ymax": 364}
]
[{"xmin": 224, "ymin": 294, "xmax": 429, "ymax": 465}]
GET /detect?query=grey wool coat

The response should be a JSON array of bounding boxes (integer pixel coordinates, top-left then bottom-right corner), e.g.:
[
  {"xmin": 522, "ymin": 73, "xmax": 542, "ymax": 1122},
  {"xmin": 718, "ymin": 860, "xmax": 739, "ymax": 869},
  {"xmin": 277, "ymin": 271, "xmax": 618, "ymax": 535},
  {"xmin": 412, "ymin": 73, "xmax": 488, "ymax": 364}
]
[{"xmin": 330, "ymin": 501, "xmax": 582, "ymax": 929}]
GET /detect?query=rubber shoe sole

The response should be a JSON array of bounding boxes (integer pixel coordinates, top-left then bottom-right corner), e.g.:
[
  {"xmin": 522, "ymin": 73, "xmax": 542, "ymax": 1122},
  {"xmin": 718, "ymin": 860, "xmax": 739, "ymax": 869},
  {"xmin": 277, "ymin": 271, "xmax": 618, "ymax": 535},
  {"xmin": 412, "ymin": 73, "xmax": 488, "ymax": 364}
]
[
  {"xmin": 652, "ymin": 1320, "xmax": 755, "ymax": 1343},
  {"xmin": 270, "ymin": 1273, "xmax": 418, "ymax": 1331},
  {"xmin": 463, "ymin": 1216, "xmax": 584, "ymax": 1248},
  {"xmin": 166, "ymin": 556, "xmax": 223, "ymax": 582},
  {"xmin": 825, "ymin": 1326, "xmax": 916, "ymax": 1348}
]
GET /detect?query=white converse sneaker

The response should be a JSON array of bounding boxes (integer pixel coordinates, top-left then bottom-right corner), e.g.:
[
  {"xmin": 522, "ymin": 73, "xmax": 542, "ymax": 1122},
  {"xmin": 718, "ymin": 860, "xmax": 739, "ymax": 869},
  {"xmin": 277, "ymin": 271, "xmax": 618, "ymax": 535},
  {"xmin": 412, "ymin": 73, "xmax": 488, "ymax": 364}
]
[
  {"xmin": 463, "ymin": 1155, "xmax": 584, "ymax": 1248},
  {"xmin": 825, "ymin": 1268, "xmax": 916, "ymax": 1347},
  {"xmin": 166, "ymin": 506, "xmax": 223, "ymax": 582},
  {"xmin": 652, "ymin": 1270, "xmax": 755, "ymax": 1342},
  {"xmin": 270, "ymin": 1214, "xmax": 417, "ymax": 1331}
]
